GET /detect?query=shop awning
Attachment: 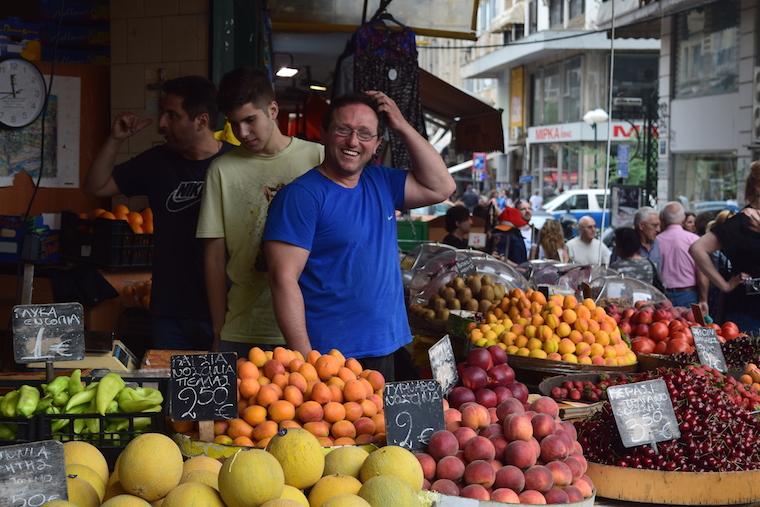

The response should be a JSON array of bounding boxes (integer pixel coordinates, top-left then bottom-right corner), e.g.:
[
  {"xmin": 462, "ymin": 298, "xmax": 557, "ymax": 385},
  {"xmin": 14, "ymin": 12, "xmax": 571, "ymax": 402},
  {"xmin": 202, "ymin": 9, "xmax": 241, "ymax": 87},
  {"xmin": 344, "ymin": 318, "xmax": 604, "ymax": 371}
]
[{"xmin": 419, "ymin": 68, "xmax": 505, "ymax": 153}]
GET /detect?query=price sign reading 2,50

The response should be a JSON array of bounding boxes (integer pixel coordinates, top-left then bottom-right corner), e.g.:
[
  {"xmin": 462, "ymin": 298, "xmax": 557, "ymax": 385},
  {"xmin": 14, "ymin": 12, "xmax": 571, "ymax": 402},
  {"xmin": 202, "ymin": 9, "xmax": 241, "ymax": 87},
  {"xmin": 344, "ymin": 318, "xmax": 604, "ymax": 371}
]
[
  {"xmin": 170, "ymin": 352, "xmax": 238, "ymax": 421},
  {"xmin": 176, "ymin": 385, "xmax": 234, "ymax": 420}
]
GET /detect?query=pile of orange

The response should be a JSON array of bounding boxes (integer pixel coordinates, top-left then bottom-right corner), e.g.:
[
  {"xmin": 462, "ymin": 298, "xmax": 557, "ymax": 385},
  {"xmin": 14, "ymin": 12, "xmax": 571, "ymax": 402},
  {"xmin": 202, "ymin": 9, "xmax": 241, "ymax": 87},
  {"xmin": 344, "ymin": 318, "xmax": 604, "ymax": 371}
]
[
  {"xmin": 210, "ymin": 347, "xmax": 386, "ymax": 449},
  {"xmin": 83, "ymin": 205, "xmax": 154, "ymax": 234}
]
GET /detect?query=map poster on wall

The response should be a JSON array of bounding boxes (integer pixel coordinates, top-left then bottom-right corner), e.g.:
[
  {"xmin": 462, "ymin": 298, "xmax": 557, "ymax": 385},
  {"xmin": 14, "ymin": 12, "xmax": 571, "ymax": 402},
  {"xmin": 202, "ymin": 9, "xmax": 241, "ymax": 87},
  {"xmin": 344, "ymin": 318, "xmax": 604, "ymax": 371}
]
[{"xmin": 0, "ymin": 75, "xmax": 81, "ymax": 188}]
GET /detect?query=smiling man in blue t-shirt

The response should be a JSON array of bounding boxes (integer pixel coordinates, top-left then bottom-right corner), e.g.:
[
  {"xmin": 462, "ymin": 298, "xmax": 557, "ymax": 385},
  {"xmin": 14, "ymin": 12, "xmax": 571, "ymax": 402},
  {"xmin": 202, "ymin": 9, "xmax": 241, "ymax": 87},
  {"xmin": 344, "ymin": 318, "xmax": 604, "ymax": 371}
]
[{"xmin": 263, "ymin": 92, "xmax": 455, "ymax": 380}]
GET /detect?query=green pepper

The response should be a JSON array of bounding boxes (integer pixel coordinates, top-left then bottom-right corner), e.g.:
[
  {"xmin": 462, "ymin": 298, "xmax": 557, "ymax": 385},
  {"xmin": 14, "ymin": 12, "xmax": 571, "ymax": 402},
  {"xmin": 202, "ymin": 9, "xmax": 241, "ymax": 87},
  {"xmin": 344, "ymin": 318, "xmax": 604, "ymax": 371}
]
[
  {"xmin": 46, "ymin": 405, "xmax": 60, "ymax": 415},
  {"xmin": 53, "ymin": 391, "xmax": 70, "ymax": 407},
  {"xmin": 85, "ymin": 381, "xmax": 99, "ymax": 391},
  {"xmin": 107, "ymin": 400, "xmax": 119, "ymax": 414},
  {"xmin": 65, "ymin": 388, "xmax": 95, "ymax": 412},
  {"xmin": 51, "ymin": 417, "xmax": 69, "ymax": 433},
  {"xmin": 36, "ymin": 396, "xmax": 53, "ymax": 414},
  {"xmin": 68, "ymin": 369, "xmax": 83, "ymax": 396},
  {"xmin": 17, "ymin": 385, "xmax": 40, "ymax": 418},
  {"xmin": 117, "ymin": 387, "xmax": 164, "ymax": 413},
  {"xmin": 86, "ymin": 399, "xmax": 100, "ymax": 433},
  {"xmin": 1, "ymin": 390, "xmax": 20, "ymax": 417},
  {"xmin": 43, "ymin": 376, "xmax": 69, "ymax": 396},
  {"xmin": 96, "ymin": 373, "xmax": 125, "ymax": 416},
  {"xmin": 0, "ymin": 423, "xmax": 16, "ymax": 440},
  {"xmin": 133, "ymin": 417, "xmax": 153, "ymax": 431},
  {"xmin": 73, "ymin": 418, "xmax": 86, "ymax": 434}
]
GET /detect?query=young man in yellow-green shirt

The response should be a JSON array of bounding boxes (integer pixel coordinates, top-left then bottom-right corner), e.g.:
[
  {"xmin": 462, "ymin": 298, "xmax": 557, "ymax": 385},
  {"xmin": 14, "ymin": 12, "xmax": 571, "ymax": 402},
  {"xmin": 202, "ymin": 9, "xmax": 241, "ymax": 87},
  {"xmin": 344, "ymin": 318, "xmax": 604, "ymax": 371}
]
[{"xmin": 196, "ymin": 68, "xmax": 324, "ymax": 354}]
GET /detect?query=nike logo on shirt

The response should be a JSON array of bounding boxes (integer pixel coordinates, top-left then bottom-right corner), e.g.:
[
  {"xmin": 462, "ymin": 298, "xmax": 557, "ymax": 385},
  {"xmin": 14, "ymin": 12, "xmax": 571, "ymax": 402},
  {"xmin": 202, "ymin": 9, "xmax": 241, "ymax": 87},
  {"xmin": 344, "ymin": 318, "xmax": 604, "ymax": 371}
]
[{"xmin": 165, "ymin": 181, "xmax": 204, "ymax": 212}]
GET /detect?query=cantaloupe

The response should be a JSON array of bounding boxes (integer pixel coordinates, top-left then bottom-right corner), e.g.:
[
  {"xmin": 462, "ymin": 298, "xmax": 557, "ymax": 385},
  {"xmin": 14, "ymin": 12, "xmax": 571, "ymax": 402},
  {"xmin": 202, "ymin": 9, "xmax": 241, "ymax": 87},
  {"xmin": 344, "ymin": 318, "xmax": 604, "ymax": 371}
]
[
  {"xmin": 118, "ymin": 433, "xmax": 183, "ymax": 501},
  {"xmin": 324, "ymin": 446, "xmax": 369, "ymax": 478},
  {"xmin": 280, "ymin": 485, "xmax": 309, "ymax": 507},
  {"xmin": 162, "ymin": 482, "xmax": 225, "ymax": 507},
  {"xmin": 358, "ymin": 476, "xmax": 420, "ymax": 507},
  {"xmin": 66, "ymin": 476, "xmax": 100, "ymax": 507},
  {"xmin": 63, "ymin": 441, "xmax": 109, "ymax": 484},
  {"xmin": 267, "ymin": 428, "xmax": 324, "ymax": 489},
  {"xmin": 218, "ymin": 449, "xmax": 284, "ymax": 507},
  {"xmin": 66, "ymin": 463, "xmax": 106, "ymax": 500},
  {"xmin": 180, "ymin": 469, "xmax": 218, "ymax": 490},
  {"xmin": 322, "ymin": 494, "xmax": 372, "ymax": 507},
  {"xmin": 260, "ymin": 500, "xmax": 304, "ymax": 507},
  {"xmin": 100, "ymin": 494, "xmax": 153, "ymax": 507},
  {"xmin": 181, "ymin": 455, "xmax": 222, "ymax": 478},
  {"xmin": 308, "ymin": 474, "xmax": 363, "ymax": 507},
  {"xmin": 359, "ymin": 446, "xmax": 423, "ymax": 491}
]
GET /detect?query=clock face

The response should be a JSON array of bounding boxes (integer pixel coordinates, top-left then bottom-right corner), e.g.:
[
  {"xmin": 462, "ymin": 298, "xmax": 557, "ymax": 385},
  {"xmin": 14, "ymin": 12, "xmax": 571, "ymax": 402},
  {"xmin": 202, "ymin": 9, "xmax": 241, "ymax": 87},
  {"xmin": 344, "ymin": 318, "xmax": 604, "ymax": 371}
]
[{"xmin": 0, "ymin": 58, "xmax": 46, "ymax": 128}]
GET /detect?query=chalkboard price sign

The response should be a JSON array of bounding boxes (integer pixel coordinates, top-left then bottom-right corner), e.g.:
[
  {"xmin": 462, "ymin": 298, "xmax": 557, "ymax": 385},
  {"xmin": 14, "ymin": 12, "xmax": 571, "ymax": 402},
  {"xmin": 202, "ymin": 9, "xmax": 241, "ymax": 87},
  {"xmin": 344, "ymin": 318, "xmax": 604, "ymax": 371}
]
[
  {"xmin": 607, "ymin": 379, "xmax": 680, "ymax": 448},
  {"xmin": 12, "ymin": 303, "xmax": 85, "ymax": 364},
  {"xmin": 0, "ymin": 440, "xmax": 67, "ymax": 507},
  {"xmin": 170, "ymin": 353, "xmax": 238, "ymax": 421},
  {"xmin": 691, "ymin": 326, "xmax": 727, "ymax": 373},
  {"xmin": 383, "ymin": 380, "xmax": 445, "ymax": 451},
  {"xmin": 455, "ymin": 256, "xmax": 476, "ymax": 276},
  {"xmin": 428, "ymin": 335, "xmax": 458, "ymax": 395}
]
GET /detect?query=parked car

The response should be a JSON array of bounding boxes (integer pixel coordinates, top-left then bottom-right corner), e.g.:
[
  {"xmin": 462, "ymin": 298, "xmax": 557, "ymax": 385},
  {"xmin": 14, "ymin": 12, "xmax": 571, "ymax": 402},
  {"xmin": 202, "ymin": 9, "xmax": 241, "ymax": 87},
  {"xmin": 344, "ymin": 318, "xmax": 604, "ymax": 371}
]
[{"xmin": 542, "ymin": 189, "xmax": 611, "ymax": 229}]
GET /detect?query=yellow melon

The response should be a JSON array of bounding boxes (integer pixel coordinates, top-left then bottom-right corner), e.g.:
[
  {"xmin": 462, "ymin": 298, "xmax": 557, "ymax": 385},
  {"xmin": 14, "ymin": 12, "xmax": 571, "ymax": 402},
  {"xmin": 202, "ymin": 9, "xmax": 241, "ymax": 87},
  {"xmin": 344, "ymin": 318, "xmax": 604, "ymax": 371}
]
[
  {"xmin": 63, "ymin": 441, "xmax": 109, "ymax": 484},
  {"xmin": 324, "ymin": 446, "xmax": 369, "ymax": 478},
  {"xmin": 280, "ymin": 484, "xmax": 309, "ymax": 506},
  {"xmin": 66, "ymin": 463, "xmax": 106, "ymax": 500},
  {"xmin": 182, "ymin": 455, "xmax": 222, "ymax": 478},
  {"xmin": 218, "ymin": 449, "xmax": 284, "ymax": 507},
  {"xmin": 118, "ymin": 433, "xmax": 183, "ymax": 501},
  {"xmin": 323, "ymin": 494, "xmax": 372, "ymax": 507},
  {"xmin": 359, "ymin": 446, "xmax": 423, "ymax": 491},
  {"xmin": 180, "ymin": 469, "xmax": 219, "ymax": 491},
  {"xmin": 267, "ymin": 428, "xmax": 324, "ymax": 489},
  {"xmin": 66, "ymin": 476, "xmax": 99, "ymax": 507},
  {"xmin": 151, "ymin": 499, "xmax": 164, "ymax": 507},
  {"xmin": 308, "ymin": 474, "xmax": 363, "ymax": 507},
  {"xmin": 358, "ymin": 476, "xmax": 420, "ymax": 507},
  {"xmin": 105, "ymin": 480, "xmax": 128, "ymax": 501},
  {"xmin": 260, "ymin": 501, "xmax": 303, "ymax": 507},
  {"xmin": 100, "ymin": 494, "xmax": 153, "ymax": 507},
  {"xmin": 162, "ymin": 482, "xmax": 225, "ymax": 507}
]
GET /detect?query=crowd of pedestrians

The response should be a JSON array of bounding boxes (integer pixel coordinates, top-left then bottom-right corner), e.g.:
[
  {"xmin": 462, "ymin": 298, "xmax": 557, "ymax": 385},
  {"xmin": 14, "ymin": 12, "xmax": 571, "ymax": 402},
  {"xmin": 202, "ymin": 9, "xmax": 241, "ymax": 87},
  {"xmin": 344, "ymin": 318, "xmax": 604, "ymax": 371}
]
[{"xmin": 444, "ymin": 167, "xmax": 760, "ymax": 334}]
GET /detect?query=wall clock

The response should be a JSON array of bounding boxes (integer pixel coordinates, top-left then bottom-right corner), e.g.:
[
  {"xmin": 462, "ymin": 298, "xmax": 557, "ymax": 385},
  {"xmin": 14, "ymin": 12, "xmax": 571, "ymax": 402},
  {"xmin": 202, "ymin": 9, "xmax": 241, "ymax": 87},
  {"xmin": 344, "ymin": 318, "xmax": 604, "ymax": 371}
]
[{"xmin": 0, "ymin": 57, "xmax": 46, "ymax": 129}]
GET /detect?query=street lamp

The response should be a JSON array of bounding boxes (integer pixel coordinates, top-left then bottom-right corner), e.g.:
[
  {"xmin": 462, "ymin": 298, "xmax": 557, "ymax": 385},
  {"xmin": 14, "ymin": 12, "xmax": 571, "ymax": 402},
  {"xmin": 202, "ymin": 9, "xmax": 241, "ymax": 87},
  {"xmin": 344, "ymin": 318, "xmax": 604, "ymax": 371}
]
[{"xmin": 583, "ymin": 108, "xmax": 609, "ymax": 188}]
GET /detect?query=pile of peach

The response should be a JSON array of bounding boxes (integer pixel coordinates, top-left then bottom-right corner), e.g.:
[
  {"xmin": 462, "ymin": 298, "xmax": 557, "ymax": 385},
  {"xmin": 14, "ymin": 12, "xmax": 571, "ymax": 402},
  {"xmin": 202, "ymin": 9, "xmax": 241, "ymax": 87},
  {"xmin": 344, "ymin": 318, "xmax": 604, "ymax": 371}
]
[{"xmin": 215, "ymin": 347, "xmax": 386, "ymax": 448}]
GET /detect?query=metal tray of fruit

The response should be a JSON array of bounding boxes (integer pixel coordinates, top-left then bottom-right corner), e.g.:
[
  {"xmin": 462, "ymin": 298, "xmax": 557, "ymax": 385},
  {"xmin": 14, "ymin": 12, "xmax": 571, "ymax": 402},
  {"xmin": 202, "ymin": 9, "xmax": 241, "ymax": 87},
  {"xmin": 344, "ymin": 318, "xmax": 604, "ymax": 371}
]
[
  {"xmin": 587, "ymin": 462, "xmax": 760, "ymax": 505},
  {"xmin": 506, "ymin": 354, "xmax": 638, "ymax": 391}
]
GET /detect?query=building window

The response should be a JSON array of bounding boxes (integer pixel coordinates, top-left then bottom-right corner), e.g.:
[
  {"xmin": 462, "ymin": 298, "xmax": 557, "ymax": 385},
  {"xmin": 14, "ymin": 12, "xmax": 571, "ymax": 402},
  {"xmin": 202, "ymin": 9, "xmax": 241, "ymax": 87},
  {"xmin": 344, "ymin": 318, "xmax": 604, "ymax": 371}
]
[
  {"xmin": 612, "ymin": 53, "xmax": 659, "ymax": 119},
  {"xmin": 563, "ymin": 57, "xmax": 582, "ymax": 124},
  {"xmin": 674, "ymin": 0, "xmax": 739, "ymax": 98},
  {"xmin": 549, "ymin": 0, "xmax": 564, "ymax": 27},
  {"xmin": 528, "ymin": 0, "xmax": 538, "ymax": 34},
  {"xmin": 543, "ymin": 65, "xmax": 561, "ymax": 125},
  {"xmin": 569, "ymin": 0, "xmax": 584, "ymax": 19},
  {"xmin": 530, "ymin": 57, "xmax": 584, "ymax": 126},
  {"xmin": 673, "ymin": 153, "xmax": 737, "ymax": 204}
]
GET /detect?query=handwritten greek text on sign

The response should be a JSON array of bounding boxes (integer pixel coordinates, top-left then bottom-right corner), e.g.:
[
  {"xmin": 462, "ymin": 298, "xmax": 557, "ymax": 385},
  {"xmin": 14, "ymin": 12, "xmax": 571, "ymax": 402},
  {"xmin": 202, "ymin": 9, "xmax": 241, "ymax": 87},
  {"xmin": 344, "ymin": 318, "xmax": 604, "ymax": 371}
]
[
  {"xmin": 429, "ymin": 335, "xmax": 458, "ymax": 395},
  {"xmin": 170, "ymin": 353, "xmax": 237, "ymax": 421},
  {"xmin": 0, "ymin": 440, "xmax": 67, "ymax": 507},
  {"xmin": 691, "ymin": 326, "xmax": 727, "ymax": 373},
  {"xmin": 607, "ymin": 379, "xmax": 680, "ymax": 448},
  {"xmin": 455, "ymin": 256, "xmax": 476, "ymax": 276},
  {"xmin": 12, "ymin": 303, "xmax": 85, "ymax": 364},
  {"xmin": 384, "ymin": 380, "xmax": 445, "ymax": 451}
]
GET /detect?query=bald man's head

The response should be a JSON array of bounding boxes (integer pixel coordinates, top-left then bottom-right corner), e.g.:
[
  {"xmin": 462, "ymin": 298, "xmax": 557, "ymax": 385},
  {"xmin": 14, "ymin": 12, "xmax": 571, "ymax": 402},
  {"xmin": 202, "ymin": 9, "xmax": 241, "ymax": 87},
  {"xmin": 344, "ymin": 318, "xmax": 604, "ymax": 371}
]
[{"xmin": 578, "ymin": 216, "xmax": 597, "ymax": 243}]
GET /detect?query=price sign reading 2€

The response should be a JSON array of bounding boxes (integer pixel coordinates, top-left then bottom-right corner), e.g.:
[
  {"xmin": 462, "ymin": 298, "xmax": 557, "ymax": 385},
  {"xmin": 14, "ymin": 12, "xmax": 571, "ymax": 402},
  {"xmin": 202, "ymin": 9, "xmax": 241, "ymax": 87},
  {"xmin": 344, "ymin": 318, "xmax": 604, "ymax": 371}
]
[
  {"xmin": 170, "ymin": 353, "xmax": 238, "ymax": 421},
  {"xmin": 383, "ymin": 380, "xmax": 445, "ymax": 451}
]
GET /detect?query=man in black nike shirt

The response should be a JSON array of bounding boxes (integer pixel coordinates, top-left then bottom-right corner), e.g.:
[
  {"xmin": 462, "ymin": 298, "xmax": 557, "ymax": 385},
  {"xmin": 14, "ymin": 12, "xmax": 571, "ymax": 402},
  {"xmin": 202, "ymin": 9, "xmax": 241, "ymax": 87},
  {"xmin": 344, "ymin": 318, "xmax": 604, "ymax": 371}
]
[{"xmin": 86, "ymin": 76, "xmax": 233, "ymax": 350}]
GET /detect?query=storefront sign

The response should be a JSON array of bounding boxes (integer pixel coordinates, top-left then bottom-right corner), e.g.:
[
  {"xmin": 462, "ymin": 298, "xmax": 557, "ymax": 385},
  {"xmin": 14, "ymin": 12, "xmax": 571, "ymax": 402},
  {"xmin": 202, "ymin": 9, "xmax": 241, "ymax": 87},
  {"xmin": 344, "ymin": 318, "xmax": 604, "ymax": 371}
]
[
  {"xmin": 383, "ymin": 380, "xmax": 444, "ymax": 451},
  {"xmin": 0, "ymin": 440, "xmax": 68, "ymax": 507},
  {"xmin": 691, "ymin": 327, "xmax": 727, "ymax": 373},
  {"xmin": 607, "ymin": 379, "xmax": 680, "ymax": 449},
  {"xmin": 12, "ymin": 303, "xmax": 85, "ymax": 364},
  {"xmin": 170, "ymin": 353, "xmax": 238, "ymax": 421},
  {"xmin": 527, "ymin": 121, "xmax": 650, "ymax": 144}
]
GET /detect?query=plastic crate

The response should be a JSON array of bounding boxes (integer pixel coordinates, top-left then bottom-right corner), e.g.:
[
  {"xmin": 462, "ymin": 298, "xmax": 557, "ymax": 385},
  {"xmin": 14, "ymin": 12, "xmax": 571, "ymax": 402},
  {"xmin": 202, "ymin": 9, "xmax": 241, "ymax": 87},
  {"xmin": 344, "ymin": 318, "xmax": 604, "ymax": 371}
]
[
  {"xmin": 61, "ymin": 211, "xmax": 153, "ymax": 268},
  {"xmin": 38, "ymin": 411, "xmax": 165, "ymax": 467},
  {"xmin": 0, "ymin": 416, "xmax": 37, "ymax": 445}
]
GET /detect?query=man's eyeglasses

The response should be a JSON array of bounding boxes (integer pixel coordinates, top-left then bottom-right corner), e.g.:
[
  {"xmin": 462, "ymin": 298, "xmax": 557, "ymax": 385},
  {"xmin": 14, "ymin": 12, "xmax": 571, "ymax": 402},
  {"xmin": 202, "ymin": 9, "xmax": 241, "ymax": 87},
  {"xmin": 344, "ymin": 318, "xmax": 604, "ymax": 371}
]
[{"xmin": 333, "ymin": 125, "xmax": 378, "ymax": 142}]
